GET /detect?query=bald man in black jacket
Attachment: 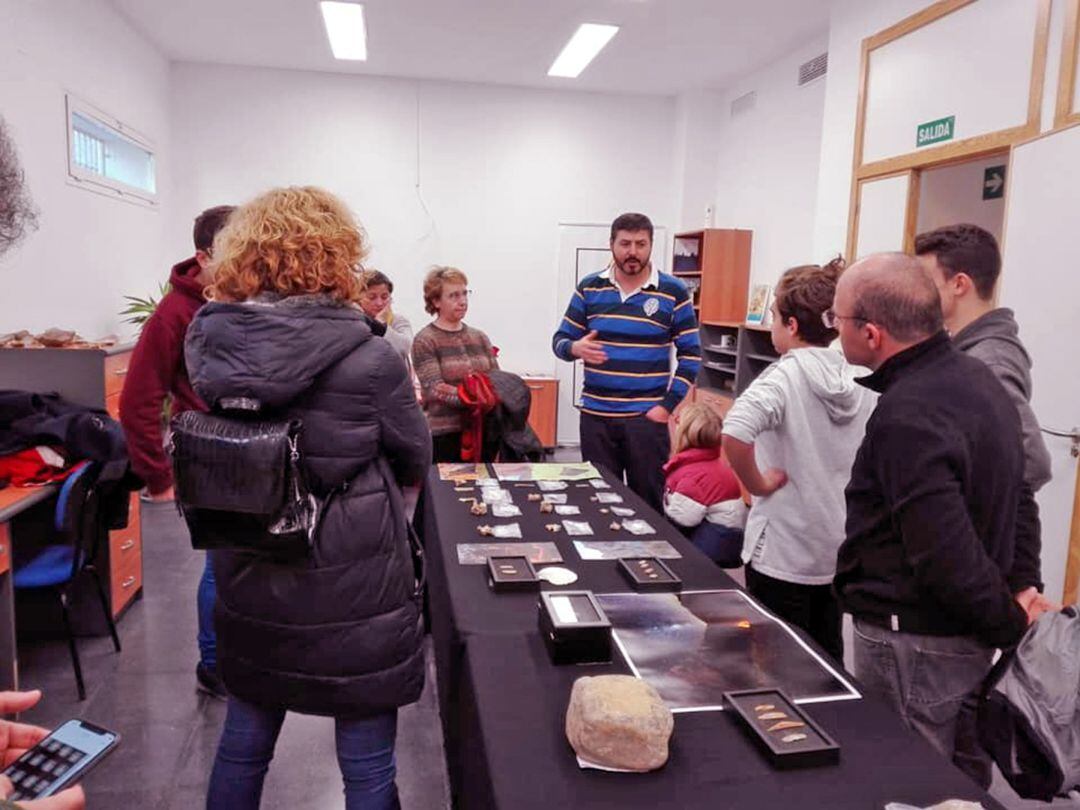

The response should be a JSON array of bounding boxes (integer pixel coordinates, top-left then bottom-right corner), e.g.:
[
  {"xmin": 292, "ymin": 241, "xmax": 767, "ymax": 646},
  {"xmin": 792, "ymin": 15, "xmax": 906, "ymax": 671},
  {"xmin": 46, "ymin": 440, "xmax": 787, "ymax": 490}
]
[{"xmin": 831, "ymin": 253, "xmax": 1039, "ymax": 786}]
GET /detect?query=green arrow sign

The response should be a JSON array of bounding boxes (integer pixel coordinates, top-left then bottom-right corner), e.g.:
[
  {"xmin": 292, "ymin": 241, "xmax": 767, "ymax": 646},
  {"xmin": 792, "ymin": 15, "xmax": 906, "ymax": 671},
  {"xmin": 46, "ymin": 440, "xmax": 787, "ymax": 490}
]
[
  {"xmin": 916, "ymin": 115, "xmax": 955, "ymax": 148},
  {"xmin": 983, "ymin": 165, "xmax": 1006, "ymax": 200}
]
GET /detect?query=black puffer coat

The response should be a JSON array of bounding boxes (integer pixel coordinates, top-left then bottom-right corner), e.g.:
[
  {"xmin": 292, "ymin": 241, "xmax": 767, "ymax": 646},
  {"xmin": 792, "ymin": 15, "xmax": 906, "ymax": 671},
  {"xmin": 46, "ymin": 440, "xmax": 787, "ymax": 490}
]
[{"xmin": 185, "ymin": 294, "xmax": 431, "ymax": 718}]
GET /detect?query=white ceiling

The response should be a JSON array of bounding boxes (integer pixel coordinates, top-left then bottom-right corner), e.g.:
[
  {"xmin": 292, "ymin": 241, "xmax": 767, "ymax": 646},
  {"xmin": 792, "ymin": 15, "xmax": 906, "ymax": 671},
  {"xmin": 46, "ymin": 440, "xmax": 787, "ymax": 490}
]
[{"xmin": 106, "ymin": 0, "xmax": 830, "ymax": 96}]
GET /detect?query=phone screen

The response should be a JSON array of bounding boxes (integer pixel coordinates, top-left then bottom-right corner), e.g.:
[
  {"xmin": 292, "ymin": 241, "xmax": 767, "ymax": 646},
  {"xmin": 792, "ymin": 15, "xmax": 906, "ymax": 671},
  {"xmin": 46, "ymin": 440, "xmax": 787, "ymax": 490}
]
[{"xmin": 3, "ymin": 719, "xmax": 119, "ymax": 801}]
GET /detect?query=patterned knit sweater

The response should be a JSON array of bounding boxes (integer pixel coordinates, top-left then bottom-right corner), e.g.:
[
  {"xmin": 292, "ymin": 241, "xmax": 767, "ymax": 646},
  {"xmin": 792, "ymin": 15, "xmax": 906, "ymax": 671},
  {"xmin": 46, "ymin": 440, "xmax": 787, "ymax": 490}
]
[{"xmin": 411, "ymin": 322, "xmax": 499, "ymax": 436}]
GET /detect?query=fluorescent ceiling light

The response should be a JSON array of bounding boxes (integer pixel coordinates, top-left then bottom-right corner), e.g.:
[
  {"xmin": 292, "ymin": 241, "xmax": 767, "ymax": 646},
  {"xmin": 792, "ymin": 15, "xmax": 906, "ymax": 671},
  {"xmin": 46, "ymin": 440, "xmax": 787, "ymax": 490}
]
[
  {"xmin": 320, "ymin": 1, "xmax": 367, "ymax": 61},
  {"xmin": 548, "ymin": 23, "xmax": 619, "ymax": 78}
]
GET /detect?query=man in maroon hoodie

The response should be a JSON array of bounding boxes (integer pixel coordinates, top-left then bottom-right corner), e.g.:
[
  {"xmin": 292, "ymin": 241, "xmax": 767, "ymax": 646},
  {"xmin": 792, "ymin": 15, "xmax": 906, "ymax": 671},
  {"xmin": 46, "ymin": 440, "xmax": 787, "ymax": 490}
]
[{"xmin": 120, "ymin": 204, "xmax": 234, "ymax": 699}]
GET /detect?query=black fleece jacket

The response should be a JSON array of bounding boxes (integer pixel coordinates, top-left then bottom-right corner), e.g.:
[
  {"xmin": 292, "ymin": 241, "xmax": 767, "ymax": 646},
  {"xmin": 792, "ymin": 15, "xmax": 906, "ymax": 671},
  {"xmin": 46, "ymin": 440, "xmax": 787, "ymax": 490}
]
[{"xmin": 835, "ymin": 332, "xmax": 1034, "ymax": 649}]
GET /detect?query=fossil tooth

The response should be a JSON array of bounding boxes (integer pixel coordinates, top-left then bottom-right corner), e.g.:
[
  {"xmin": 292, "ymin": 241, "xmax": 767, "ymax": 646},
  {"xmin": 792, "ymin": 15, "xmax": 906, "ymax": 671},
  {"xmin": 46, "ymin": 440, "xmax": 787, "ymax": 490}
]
[
  {"xmin": 767, "ymin": 720, "xmax": 805, "ymax": 732},
  {"xmin": 753, "ymin": 704, "xmax": 775, "ymax": 712},
  {"xmin": 781, "ymin": 733, "xmax": 808, "ymax": 743},
  {"xmin": 757, "ymin": 711, "xmax": 787, "ymax": 720}
]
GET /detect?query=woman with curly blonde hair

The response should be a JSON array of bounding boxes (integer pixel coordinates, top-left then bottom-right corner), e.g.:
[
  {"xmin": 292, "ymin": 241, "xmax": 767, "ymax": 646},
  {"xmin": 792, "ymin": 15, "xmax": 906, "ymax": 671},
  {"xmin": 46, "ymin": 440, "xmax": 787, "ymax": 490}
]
[{"xmin": 185, "ymin": 186, "xmax": 430, "ymax": 810}]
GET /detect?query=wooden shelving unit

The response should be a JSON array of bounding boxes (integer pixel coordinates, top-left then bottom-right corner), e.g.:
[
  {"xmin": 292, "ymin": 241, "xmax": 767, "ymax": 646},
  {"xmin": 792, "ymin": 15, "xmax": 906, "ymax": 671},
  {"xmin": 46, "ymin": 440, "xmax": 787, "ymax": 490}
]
[{"xmin": 670, "ymin": 228, "xmax": 775, "ymax": 402}]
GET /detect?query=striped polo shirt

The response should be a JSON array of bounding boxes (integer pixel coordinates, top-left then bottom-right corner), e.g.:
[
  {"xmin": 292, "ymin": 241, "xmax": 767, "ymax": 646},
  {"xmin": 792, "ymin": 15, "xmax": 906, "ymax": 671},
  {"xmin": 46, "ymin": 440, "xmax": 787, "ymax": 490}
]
[{"xmin": 552, "ymin": 265, "xmax": 701, "ymax": 417}]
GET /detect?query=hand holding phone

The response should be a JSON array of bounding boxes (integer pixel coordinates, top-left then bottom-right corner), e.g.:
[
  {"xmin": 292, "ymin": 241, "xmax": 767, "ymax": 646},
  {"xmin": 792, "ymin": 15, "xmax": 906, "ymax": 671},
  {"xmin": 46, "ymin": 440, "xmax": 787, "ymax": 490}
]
[{"xmin": 1, "ymin": 716, "xmax": 115, "ymax": 804}]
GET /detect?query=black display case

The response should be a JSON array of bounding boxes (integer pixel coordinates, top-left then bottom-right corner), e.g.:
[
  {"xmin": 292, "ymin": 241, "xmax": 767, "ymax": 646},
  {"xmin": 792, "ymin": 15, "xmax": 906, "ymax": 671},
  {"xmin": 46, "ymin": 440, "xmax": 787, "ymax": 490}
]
[
  {"xmin": 487, "ymin": 556, "xmax": 540, "ymax": 592},
  {"xmin": 616, "ymin": 556, "xmax": 682, "ymax": 592},
  {"xmin": 723, "ymin": 688, "xmax": 840, "ymax": 769},
  {"xmin": 537, "ymin": 590, "xmax": 611, "ymax": 665}
]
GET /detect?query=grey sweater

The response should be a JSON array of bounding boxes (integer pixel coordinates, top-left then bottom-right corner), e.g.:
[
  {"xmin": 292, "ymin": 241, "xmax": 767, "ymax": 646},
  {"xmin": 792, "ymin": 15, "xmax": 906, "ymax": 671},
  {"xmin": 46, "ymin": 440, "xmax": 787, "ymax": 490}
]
[
  {"xmin": 952, "ymin": 308, "xmax": 1052, "ymax": 491},
  {"xmin": 722, "ymin": 347, "xmax": 877, "ymax": 585}
]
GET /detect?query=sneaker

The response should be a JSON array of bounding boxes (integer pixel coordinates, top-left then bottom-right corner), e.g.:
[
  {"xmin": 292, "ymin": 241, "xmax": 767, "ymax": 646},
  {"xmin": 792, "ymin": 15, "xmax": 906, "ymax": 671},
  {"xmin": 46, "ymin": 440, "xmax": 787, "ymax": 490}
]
[{"xmin": 195, "ymin": 663, "xmax": 228, "ymax": 700}]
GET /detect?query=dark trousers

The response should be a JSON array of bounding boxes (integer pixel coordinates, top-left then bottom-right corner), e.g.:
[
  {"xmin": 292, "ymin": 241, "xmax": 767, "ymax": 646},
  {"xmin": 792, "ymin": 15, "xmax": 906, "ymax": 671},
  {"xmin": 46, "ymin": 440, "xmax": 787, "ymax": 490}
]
[
  {"xmin": 579, "ymin": 412, "xmax": 668, "ymax": 512},
  {"xmin": 745, "ymin": 565, "xmax": 843, "ymax": 663},
  {"xmin": 431, "ymin": 431, "xmax": 500, "ymax": 463}
]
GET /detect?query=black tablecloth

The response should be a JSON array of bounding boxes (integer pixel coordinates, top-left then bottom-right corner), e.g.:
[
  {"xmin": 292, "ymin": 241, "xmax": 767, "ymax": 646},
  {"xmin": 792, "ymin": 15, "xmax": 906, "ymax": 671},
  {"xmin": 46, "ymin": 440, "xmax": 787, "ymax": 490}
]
[{"xmin": 417, "ymin": 466, "xmax": 1001, "ymax": 810}]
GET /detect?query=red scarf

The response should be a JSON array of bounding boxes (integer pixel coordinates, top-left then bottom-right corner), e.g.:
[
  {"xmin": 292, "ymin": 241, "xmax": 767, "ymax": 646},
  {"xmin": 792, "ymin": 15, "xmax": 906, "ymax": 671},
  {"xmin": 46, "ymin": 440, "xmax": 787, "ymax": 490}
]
[{"xmin": 457, "ymin": 373, "xmax": 499, "ymax": 461}]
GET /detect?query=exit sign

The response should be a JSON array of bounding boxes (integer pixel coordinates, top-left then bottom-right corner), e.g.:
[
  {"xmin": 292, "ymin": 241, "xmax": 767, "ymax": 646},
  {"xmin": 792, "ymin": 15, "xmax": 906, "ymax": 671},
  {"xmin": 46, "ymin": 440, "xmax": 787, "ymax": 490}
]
[
  {"xmin": 916, "ymin": 116, "xmax": 955, "ymax": 148},
  {"xmin": 983, "ymin": 165, "xmax": 1006, "ymax": 200}
]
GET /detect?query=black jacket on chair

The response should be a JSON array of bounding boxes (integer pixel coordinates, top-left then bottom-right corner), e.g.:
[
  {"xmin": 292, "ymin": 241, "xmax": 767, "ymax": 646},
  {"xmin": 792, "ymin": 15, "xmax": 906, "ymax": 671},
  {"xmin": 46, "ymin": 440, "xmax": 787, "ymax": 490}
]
[
  {"xmin": 834, "ymin": 332, "xmax": 1034, "ymax": 650},
  {"xmin": 185, "ymin": 294, "xmax": 432, "ymax": 718}
]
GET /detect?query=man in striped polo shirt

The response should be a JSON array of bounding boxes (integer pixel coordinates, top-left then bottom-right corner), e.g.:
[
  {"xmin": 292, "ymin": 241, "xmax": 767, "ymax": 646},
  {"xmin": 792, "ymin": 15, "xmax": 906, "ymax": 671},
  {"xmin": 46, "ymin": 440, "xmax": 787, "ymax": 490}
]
[{"xmin": 552, "ymin": 212, "xmax": 701, "ymax": 509}]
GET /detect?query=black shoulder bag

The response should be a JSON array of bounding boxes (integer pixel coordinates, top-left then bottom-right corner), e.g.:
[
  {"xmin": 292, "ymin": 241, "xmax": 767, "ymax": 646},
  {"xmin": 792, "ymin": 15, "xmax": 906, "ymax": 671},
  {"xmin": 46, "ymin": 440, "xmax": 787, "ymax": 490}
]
[{"xmin": 169, "ymin": 405, "xmax": 318, "ymax": 559}]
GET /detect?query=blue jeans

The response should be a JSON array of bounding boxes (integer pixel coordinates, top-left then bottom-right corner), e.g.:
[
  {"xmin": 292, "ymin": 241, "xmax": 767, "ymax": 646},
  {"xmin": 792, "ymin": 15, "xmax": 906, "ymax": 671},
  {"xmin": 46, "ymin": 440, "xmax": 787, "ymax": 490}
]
[
  {"xmin": 206, "ymin": 697, "xmax": 400, "ymax": 810},
  {"xmin": 197, "ymin": 553, "xmax": 217, "ymax": 669}
]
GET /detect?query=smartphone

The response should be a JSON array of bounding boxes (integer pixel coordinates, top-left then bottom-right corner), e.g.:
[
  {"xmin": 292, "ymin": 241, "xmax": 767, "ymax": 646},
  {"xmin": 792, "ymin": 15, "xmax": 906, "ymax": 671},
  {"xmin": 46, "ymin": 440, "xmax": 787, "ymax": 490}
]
[{"xmin": 2, "ymin": 719, "xmax": 119, "ymax": 801}]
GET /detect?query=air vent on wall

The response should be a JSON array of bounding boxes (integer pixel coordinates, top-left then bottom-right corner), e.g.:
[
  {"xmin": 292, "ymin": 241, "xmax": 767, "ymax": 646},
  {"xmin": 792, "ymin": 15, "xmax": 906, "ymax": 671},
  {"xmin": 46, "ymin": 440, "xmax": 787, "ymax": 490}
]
[
  {"xmin": 730, "ymin": 91, "xmax": 756, "ymax": 117},
  {"xmin": 798, "ymin": 52, "xmax": 828, "ymax": 86}
]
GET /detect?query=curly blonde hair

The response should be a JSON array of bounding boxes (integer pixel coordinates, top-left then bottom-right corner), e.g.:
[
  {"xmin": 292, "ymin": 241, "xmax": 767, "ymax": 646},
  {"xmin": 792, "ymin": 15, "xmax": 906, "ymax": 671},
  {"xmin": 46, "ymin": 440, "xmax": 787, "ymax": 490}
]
[
  {"xmin": 422, "ymin": 266, "xmax": 468, "ymax": 315},
  {"xmin": 207, "ymin": 186, "xmax": 368, "ymax": 304}
]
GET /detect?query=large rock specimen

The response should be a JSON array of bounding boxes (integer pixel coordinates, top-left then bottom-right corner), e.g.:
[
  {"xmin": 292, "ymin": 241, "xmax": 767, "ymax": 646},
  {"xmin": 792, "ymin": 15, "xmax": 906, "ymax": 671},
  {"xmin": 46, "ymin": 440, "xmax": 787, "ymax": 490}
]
[{"xmin": 565, "ymin": 674, "xmax": 673, "ymax": 772}]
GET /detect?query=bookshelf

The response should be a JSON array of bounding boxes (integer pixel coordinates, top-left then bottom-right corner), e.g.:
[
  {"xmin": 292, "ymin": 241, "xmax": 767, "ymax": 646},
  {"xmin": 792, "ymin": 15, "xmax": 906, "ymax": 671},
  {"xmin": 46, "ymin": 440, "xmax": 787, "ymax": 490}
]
[{"xmin": 671, "ymin": 228, "xmax": 774, "ymax": 402}]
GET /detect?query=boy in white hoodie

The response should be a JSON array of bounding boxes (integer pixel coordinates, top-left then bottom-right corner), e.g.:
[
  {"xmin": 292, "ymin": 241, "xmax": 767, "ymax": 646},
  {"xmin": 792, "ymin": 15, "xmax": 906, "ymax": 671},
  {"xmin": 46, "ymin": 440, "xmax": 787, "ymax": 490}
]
[{"xmin": 721, "ymin": 259, "xmax": 875, "ymax": 661}]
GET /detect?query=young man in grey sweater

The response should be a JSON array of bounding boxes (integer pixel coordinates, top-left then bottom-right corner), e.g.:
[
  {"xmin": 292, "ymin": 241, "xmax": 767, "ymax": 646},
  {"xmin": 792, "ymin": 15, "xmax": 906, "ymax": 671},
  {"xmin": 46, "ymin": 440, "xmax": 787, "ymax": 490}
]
[{"xmin": 915, "ymin": 224, "xmax": 1055, "ymax": 624}]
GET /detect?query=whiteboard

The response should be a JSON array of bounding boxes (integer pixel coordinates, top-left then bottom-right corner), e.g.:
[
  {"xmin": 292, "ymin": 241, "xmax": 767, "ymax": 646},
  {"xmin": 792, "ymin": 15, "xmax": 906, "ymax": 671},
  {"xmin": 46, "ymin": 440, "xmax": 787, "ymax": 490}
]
[
  {"xmin": 854, "ymin": 174, "xmax": 909, "ymax": 258},
  {"xmin": 863, "ymin": 0, "xmax": 1039, "ymax": 164},
  {"xmin": 998, "ymin": 124, "xmax": 1080, "ymax": 602}
]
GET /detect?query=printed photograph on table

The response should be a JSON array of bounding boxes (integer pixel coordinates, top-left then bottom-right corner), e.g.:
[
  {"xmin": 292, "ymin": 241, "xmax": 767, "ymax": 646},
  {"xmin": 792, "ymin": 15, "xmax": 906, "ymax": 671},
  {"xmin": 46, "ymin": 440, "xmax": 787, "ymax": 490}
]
[
  {"xmin": 573, "ymin": 540, "xmax": 682, "ymax": 560},
  {"xmin": 457, "ymin": 542, "xmax": 564, "ymax": 565},
  {"xmin": 596, "ymin": 590, "xmax": 859, "ymax": 712},
  {"xmin": 491, "ymin": 462, "xmax": 601, "ymax": 482},
  {"xmin": 438, "ymin": 463, "xmax": 491, "ymax": 483}
]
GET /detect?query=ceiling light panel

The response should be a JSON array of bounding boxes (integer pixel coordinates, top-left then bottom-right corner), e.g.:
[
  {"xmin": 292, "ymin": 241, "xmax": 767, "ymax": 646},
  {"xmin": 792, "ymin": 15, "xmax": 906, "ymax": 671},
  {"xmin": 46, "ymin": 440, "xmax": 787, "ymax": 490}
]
[
  {"xmin": 320, "ymin": 2, "xmax": 367, "ymax": 61},
  {"xmin": 548, "ymin": 23, "xmax": 619, "ymax": 78}
]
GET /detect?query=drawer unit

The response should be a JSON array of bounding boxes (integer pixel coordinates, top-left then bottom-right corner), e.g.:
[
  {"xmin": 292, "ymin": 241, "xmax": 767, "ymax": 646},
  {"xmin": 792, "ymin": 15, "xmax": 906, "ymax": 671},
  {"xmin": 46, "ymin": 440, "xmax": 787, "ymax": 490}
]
[
  {"xmin": 0, "ymin": 524, "xmax": 10, "ymax": 576},
  {"xmin": 107, "ymin": 492, "xmax": 142, "ymax": 617},
  {"xmin": 523, "ymin": 377, "xmax": 559, "ymax": 448}
]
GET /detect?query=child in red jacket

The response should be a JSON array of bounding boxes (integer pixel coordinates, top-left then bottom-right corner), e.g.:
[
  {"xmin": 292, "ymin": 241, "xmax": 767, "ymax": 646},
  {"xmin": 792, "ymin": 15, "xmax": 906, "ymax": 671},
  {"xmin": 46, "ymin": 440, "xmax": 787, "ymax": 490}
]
[{"xmin": 662, "ymin": 403, "xmax": 747, "ymax": 568}]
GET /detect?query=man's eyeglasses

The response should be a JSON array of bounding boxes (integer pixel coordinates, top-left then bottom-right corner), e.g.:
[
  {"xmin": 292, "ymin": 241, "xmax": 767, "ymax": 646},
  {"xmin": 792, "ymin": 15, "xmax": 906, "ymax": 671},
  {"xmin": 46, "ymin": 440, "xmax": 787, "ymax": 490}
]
[{"xmin": 821, "ymin": 308, "xmax": 869, "ymax": 329}]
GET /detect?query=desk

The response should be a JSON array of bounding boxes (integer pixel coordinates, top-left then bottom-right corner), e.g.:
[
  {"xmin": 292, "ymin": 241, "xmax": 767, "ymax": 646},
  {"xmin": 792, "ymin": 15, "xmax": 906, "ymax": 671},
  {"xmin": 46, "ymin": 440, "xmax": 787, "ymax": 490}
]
[
  {"xmin": 0, "ymin": 485, "xmax": 58, "ymax": 690},
  {"xmin": 419, "ymin": 466, "xmax": 1000, "ymax": 810}
]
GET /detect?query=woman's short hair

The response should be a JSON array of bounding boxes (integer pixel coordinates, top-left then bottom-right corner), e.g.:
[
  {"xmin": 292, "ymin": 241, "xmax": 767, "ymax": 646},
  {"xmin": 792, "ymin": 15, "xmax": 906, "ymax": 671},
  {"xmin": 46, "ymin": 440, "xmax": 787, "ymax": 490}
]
[
  {"xmin": 423, "ymin": 266, "xmax": 468, "ymax": 315},
  {"xmin": 774, "ymin": 256, "xmax": 845, "ymax": 347},
  {"xmin": 208, "ymin": 186, "xmax": 367, "ymax": 304},
  {"xmin": 672, "ymin": 403, "xmax": 723, "ymax": 456},
  {"xmin": 359, "ymin": 268, "xmax": 393, "ymax": 294}
]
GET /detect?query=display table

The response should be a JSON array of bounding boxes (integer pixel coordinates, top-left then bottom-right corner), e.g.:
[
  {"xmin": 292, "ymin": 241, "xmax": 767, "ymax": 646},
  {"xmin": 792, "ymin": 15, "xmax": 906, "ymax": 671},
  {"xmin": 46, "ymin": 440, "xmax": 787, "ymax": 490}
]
[{"xmin": 417, "ymin": 465, "xmax": 1001, "ymax": 810}]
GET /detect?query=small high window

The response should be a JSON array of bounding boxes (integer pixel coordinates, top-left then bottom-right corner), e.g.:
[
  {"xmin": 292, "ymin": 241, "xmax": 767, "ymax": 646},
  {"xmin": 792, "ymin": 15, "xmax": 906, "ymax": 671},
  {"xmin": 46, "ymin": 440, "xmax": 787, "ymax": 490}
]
[{"xmin": 66, "ymin": 95, "xmax": 156, "ymax": 206}]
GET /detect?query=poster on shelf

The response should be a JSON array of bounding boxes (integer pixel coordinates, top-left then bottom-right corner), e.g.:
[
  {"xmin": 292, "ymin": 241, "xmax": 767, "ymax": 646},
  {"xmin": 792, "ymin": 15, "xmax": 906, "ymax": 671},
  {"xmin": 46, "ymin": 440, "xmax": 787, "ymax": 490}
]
[
  {"xmin": 597, "ymin": 590, "xmax": 859, "ymax": 712},
  {"xmin": 745, "ymin": 284, "xmax": 771, "ymax": 325}
]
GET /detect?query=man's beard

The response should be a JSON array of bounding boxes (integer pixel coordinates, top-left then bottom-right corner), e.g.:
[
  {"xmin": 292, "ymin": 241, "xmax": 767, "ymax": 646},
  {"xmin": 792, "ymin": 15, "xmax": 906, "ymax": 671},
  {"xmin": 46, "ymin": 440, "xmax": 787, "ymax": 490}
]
[{"xmin": 616, "ymin": 255, "xmax": 649, "ymax": 276}]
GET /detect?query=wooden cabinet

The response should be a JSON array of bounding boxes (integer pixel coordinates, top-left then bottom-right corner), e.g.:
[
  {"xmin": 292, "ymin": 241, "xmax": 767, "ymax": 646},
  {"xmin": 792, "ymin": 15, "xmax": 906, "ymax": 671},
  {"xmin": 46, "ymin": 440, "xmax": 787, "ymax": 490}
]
[
  {"xmin": 672, "ymin": 229, "xmax": 752, "ymax": 325},
  {"xmin": 697, "ymin": 322, "xmax": 779, "ymax": 399},
  {"xmin": 522, "ymin": 377, "xmax": 559, "ymax": 449}
]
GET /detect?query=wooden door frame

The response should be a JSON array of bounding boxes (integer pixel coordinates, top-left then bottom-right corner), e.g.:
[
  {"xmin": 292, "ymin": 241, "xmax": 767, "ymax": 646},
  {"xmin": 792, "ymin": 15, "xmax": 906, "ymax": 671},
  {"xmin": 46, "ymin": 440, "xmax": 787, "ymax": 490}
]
[
  {"xmin": 845, "ymin": 0, "xmax": 1052, "ymax": 261},
  {"xmin": 1056, "ymin": 0, "xmax": 1080, "ymax": 129}
]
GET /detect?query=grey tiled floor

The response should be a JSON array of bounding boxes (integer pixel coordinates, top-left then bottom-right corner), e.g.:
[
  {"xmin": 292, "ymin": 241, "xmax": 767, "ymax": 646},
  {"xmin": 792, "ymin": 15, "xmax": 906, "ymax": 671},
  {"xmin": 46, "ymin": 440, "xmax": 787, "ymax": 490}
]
[{"xmin": 16, "ymin": 498, "xmax": 450, "ymax": 809}]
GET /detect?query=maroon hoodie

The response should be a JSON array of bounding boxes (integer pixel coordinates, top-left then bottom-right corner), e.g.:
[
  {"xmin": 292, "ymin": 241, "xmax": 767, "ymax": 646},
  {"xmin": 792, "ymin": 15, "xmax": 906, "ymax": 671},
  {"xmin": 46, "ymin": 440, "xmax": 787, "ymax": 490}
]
[{"xmin": 119, "ymin": 257, "xmax": 208, "ymax": 493}]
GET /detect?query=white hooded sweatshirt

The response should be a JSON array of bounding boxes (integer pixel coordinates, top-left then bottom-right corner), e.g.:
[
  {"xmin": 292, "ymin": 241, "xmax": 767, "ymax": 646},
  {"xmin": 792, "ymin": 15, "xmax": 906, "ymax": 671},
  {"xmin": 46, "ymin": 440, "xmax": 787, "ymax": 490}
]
[{"xmin": 721, "ymin": 347, "xmax": 877, "ymax": 585}]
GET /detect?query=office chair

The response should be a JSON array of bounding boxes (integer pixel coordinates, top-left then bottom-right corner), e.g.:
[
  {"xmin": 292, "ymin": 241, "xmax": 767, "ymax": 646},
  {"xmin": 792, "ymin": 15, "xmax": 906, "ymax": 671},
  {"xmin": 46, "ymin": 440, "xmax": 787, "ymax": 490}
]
[{"xmin": 13, "ymin": 461, "xmax": 122, "ymax": 700}]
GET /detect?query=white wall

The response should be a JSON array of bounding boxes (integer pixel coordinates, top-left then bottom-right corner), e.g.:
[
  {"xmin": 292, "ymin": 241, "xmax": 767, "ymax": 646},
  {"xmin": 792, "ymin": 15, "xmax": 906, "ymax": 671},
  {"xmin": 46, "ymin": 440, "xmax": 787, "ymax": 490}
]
[
  {"xmin": 672, "ymin": 90, "xmax": 725, "ymax": 232},
  {"xmin": 710, "ymin": 35, "xmax": 830, "ymax": 293},
  {"xmin": 0, "ymin": 0, "xmax": 171, "ymax": 341},
  {"xmin": 169, "ymin": 63, "xmax": 677, "ymax": 377},
  {"xmin": 915, "ymin": 154, "xmax": 1006, "ymax": 243},
  {"xmin": 813, "ymin": 0, "xmax": 1069, "ymax": 261}
]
